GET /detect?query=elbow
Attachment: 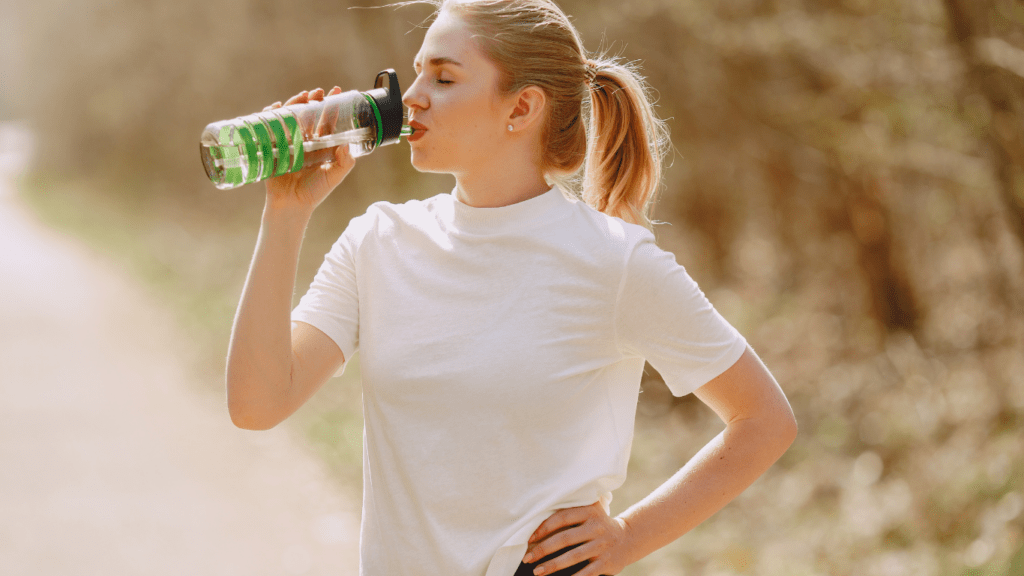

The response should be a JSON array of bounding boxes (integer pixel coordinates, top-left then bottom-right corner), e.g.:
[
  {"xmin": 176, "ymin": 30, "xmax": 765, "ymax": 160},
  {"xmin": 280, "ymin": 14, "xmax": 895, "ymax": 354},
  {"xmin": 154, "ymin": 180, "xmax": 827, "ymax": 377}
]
[
  {"xmin": 756, "ymin": 413, "xmax": 797, "ymax": 464},
  {"xmin": 770, "ymin": 394, "xmax": 799, "ymax": 445},
  {"xmin": 780, "ymin": 411, "xmax": 799, "ymax": 450},
  {"xmin": 766, "ymin": 388, "xmax": 799, "ymax": 452},
  {"xmin": 768, "ymin": 404, "xmax": 799, "ymax": 457},
  {"xmin": 746, "ymin": 408, "xmax": 798, "ymax": 458},
  {"xmin": 229, "ymin": 406, "xmax": 280, "ymax": 431},
  {"xmin": 226, "ymin": 377, "xmax": 283, "ymax": 431}
]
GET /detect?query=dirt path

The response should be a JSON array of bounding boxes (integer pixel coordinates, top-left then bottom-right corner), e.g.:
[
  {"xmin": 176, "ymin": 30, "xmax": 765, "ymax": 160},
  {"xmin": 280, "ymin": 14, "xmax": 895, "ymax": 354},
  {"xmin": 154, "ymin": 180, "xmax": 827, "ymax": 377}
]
[{"xmin": 0, "ymin": 123, "xmax": 361, "ymax": 576}]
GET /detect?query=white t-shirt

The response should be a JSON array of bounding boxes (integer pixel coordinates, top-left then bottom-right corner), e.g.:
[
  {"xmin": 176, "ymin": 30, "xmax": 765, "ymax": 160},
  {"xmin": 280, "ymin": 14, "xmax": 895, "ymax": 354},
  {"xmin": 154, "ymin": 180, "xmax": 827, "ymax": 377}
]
[{"xmin": 291, "ymin": 183, "xmax": 747, "ymax": 576}]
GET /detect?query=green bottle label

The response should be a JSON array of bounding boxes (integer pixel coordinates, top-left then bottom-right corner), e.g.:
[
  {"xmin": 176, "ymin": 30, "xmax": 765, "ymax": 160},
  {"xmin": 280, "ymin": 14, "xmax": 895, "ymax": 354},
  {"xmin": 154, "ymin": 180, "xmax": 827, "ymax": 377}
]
[
  {"xmin": 263, "ymin": 113, "xmax": 291, "ymax": 176},
  {"xmin": 280, "ymin": 111, "xmax": 304, "ymax": 172},
  {"xmin": 246, "ymin": 117, "xmax": 275, "ymax": 181},
  {"xmin": 235, "ymin": 122, "xmax": 259, "ymax": 184},
  {"xmin": 217, "ymin": 125, "xmax": 243, "ymax": 186}
]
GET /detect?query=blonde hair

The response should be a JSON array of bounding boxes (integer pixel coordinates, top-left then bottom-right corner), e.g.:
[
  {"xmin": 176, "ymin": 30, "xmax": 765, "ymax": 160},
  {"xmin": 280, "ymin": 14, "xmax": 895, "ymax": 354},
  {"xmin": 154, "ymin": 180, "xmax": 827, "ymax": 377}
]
[{"xmin": 383, "ymin": 0, "xmax": 671, "ymax": 230}]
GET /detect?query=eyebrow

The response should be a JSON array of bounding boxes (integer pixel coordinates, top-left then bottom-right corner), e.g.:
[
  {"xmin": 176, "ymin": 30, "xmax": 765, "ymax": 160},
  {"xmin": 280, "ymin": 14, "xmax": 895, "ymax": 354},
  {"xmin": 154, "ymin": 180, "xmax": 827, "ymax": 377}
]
[{"xmin": 413, "ymin": 56, "xmax": 464, "ymax": 71}]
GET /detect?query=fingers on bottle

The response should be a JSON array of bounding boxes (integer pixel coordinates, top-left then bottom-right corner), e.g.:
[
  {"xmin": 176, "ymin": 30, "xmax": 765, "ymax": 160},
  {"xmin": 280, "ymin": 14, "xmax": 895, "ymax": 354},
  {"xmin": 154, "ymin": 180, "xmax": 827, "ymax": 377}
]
[{"xmin": 285, "ymin": 91, "xmax": 308, "ymax": 106}]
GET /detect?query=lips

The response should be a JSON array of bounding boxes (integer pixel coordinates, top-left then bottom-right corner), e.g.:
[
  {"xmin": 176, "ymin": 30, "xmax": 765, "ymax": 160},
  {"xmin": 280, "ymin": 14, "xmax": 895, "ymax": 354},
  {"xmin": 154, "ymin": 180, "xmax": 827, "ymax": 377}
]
[{"xmin": 407, "ymin": 120, "xmax": 428, "ymax": 142}]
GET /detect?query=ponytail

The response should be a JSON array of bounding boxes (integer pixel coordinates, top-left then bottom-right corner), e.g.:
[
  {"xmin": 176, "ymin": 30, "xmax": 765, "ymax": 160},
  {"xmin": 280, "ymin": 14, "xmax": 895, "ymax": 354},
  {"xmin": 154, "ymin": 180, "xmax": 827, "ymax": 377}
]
[{"xmin": 576, "ymin": 56, "xmax": 671, "ymax": 230}]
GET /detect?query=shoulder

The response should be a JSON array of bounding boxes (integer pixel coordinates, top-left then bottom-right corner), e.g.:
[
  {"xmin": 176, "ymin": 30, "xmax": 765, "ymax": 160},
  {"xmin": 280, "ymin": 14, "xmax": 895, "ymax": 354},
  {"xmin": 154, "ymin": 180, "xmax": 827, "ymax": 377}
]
[
  {"xmin": 561, "ymin": 194, "xmax": 655, "ymax": 257},
  {"xmin": 360, "ymin": 193, "xmax": 449, "ymax": 234},
  {"xmin": 340, "ymin": 192, "xmax": 449, "ymax": 243}
]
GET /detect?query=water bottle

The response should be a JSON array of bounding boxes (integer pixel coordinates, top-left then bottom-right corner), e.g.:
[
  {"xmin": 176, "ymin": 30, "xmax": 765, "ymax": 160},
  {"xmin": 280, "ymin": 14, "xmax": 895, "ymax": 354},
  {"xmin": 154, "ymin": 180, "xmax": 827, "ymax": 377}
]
[{"xmin": 200, "ymin": 69, "xmax": 414, "ymax": 189}]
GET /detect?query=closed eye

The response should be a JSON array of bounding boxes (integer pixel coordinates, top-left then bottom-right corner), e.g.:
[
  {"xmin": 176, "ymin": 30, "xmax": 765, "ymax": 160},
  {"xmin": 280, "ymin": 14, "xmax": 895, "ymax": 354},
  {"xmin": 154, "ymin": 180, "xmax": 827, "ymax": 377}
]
[{"xmin": 413, "ymin": 70, "xmax": 453, "ymax": 85}]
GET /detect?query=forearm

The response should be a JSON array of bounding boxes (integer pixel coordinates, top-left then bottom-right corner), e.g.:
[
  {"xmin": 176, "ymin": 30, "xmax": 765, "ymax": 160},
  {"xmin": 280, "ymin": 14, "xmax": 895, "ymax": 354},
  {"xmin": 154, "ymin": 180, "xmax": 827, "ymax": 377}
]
[
  {"xmin": 617, "ymin": 416, "xmax": 795, "ymax": 564},
  {"xmin": 225, "ymin": 201, "xmax": 312, "ymax": 428}
]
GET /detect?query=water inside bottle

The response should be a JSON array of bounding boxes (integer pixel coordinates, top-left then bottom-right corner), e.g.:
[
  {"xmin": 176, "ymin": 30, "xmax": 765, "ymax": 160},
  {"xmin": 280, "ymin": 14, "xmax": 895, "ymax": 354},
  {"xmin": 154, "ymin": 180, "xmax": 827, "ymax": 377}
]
[
  {"xmin": 205, "ymin": 128, "xmax": 374, "ymax": 170},
  {"xmin": 201, "ymin": 119, "xmax": 417, "ymax": 189}
]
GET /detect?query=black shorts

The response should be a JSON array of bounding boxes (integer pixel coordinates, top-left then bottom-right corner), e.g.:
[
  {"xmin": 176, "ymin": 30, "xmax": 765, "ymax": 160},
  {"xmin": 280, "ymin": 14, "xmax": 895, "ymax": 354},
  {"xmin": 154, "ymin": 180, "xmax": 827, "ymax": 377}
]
[{"xmin": 514, "ymin": 542, "xmax": 601, "ymax": 576}]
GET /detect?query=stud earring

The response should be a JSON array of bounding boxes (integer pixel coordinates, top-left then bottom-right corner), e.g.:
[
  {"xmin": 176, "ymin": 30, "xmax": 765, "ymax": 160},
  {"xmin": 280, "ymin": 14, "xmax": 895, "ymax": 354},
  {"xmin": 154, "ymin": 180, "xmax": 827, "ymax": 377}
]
[{"xmin": 508, "ymin": 124, "xmax": 514, "ymax": 132}]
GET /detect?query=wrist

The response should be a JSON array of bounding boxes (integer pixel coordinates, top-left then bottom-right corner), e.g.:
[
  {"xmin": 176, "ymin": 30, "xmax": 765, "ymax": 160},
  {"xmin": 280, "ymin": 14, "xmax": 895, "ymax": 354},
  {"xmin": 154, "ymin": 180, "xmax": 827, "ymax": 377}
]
[
  {"xmin": 262, "ymin": 196, "xmax": 314, "ymax": 228},
  {"xmin": 614, "ymin": 515, "xmax": 645, "ymax": 567}
]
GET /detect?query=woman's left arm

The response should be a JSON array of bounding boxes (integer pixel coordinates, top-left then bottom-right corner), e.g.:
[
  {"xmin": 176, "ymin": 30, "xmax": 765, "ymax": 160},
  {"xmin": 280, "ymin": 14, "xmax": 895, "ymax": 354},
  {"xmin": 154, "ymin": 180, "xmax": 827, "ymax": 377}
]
[{"xmin": 524, "ymin": 346, "xmax": 798, "ymax": 576}]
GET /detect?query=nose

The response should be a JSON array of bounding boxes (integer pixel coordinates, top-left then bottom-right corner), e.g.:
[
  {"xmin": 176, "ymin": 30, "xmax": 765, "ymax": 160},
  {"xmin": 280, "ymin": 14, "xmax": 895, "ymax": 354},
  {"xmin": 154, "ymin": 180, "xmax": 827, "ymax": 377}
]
[{"xmin": 402, "ymin": 76, "xmax": 426, "ymax": 113}]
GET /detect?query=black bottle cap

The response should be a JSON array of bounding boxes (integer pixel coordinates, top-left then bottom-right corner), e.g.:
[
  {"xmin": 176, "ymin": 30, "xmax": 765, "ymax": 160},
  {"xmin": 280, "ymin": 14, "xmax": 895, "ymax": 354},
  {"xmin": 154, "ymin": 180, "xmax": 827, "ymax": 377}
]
[{"xmin": 366, "ymin": 69, "xmax": 404, "ymax": 148}]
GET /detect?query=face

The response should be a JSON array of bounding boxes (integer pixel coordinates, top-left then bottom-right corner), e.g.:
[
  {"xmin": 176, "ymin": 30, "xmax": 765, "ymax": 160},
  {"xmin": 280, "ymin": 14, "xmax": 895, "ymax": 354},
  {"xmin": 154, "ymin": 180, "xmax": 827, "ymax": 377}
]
[{"xmin": 402, "ymin": 11, "xmax": 512, "ymax": 175}]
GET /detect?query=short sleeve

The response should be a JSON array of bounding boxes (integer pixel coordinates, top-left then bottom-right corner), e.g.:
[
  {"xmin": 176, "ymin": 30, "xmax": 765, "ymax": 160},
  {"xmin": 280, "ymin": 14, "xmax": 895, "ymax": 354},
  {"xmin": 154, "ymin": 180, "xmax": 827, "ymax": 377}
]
[
  {"xmin": 290, "ymin": 213, "xmax": 369, "ymax": 377},
  {"xmin": 615, "ymin": 232, "xmax": 748, "ymax": 396}
]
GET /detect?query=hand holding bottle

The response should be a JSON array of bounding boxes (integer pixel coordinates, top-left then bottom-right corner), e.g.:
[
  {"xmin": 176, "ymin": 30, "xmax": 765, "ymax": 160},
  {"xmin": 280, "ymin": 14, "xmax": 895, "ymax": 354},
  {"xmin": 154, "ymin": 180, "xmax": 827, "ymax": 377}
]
[{"xmin": 262, "ymin": 86, "xmax": 356, "ymax": 215}]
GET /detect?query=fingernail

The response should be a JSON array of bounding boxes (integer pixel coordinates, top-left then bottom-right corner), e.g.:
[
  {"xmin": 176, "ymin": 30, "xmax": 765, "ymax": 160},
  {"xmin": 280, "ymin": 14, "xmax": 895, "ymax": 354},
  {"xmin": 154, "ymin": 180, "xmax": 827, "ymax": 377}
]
[
  {"xmin": 534, "ymin": 567, "xmax": 545, "ymax": 575},
  {"xmin": 523, "ymin": 553, "xmax": 533, "ymax": 563}
]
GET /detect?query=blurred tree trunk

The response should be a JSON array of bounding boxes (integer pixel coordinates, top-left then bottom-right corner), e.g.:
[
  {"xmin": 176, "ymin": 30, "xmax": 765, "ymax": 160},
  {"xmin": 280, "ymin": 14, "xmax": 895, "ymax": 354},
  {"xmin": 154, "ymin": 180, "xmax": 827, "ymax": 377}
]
[
  {"xmin": 834, "ymin": 168, "xmax": 920, "ymax": 332},
  {"xmin": 943, "ymin": 0, "xmax": 1024, "ymax": 248}
]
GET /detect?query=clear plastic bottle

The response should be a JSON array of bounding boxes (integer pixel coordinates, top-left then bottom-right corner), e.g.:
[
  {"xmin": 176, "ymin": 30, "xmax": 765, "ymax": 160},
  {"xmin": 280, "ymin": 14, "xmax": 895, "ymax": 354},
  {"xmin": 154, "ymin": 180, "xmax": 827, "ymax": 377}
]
[{"xmin": 200, "ymin": 69, "xmax": 410, "ymax": 189}]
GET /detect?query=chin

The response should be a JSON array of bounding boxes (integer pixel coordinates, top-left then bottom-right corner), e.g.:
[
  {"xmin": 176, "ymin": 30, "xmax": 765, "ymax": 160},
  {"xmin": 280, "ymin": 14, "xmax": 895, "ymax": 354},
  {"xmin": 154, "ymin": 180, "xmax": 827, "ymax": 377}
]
[
  {"xmin": 408, "ymin": 149, "xmax": 456, "ymax": 175},
  {"xmin": 408, "ymin": 153, "xmax": 436, "ymax": 173}
]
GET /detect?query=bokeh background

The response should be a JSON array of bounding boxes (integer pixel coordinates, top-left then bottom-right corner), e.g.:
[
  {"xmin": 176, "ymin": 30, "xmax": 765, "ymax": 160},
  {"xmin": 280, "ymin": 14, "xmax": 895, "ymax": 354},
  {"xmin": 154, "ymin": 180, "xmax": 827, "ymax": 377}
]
[{"xmin": 3, "ymin": 0, "xmax": 1024, "ymax": 574}]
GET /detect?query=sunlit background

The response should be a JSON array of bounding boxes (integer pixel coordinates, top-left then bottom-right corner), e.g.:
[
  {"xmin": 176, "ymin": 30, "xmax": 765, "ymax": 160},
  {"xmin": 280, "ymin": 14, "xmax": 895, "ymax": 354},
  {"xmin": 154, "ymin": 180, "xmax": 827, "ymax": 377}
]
[{"xmin": 2, "ymin": 0, "xmax": 1024, "ymax": 574}]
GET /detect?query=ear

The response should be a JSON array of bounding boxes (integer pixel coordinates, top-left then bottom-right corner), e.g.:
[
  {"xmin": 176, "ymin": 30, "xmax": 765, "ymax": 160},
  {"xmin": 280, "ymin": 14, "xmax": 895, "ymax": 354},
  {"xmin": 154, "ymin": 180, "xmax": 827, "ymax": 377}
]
[{"xmin": 507, "ymin": 85, "xmax": 547, "ymax": 131}]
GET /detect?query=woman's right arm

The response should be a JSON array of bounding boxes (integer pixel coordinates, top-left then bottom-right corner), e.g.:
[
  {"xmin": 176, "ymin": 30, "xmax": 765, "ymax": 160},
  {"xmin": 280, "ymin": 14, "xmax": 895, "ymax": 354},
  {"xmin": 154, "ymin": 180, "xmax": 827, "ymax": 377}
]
[{"xmin": 225, "ymin": 87, "xmax": 355, "ymax": 430}]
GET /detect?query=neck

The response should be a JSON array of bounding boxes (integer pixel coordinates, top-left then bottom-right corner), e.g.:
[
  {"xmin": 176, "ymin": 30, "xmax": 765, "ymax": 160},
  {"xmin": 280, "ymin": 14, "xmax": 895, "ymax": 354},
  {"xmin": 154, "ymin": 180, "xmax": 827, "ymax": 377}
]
[{"xmin": 452, "ymin": 148, "xmax": 551, "ymax": 208}]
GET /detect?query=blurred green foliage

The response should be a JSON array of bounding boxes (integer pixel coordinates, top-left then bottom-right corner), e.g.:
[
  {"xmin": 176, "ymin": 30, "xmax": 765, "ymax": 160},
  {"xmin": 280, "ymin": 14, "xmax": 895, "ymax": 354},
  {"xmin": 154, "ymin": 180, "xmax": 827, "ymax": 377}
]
[{"xmin": 7, "ymin": 0, "xmax": 1024, "ymax": 574}]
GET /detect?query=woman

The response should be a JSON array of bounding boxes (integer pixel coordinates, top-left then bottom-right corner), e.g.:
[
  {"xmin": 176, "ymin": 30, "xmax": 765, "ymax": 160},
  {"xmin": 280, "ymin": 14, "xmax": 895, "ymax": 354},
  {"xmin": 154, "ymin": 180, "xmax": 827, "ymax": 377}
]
[{"xmin": 225, "ymin": 1, "xmax": 798, "ymax": 575}]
